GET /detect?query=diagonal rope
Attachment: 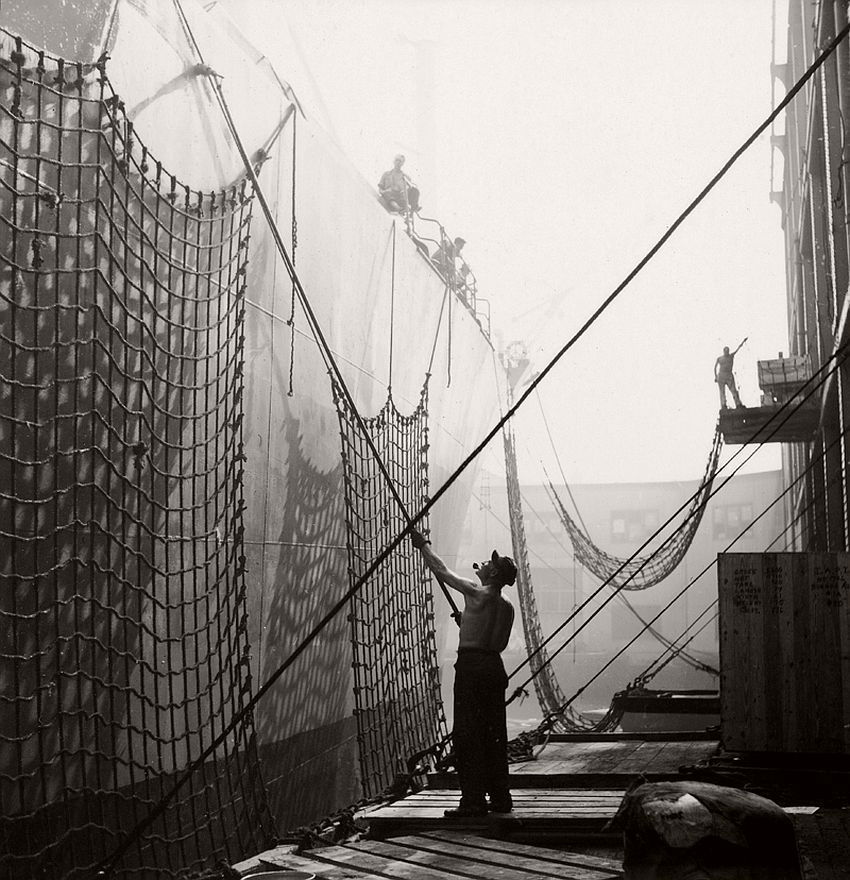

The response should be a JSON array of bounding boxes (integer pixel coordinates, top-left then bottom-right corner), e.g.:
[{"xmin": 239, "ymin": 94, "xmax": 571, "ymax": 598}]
[
  {"xmin": 510, "ymin": 344, "xmax": 848, "ymax": 709},
  {"xmin": 98, "ymin": 12, "xmax": 850, "ymax": 870},
  {"xmin": 509, "ymin": 338, "xmax": 846, "ymax": 689},
  {"xmin": 531, "ymin": 408, "xmax": 850, "ymax": 736}
]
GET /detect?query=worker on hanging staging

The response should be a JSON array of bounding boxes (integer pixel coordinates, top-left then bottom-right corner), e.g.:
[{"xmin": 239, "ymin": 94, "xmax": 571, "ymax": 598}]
[
  {"xmin": 432, "ymin": 236, "xmax": 466, "ymax": 286},
  {"xmin": 410, "ymin": 528, "xmax": 516, "ymax": 816},
  {"xmin": 714, "ymin": 338, "xmax": 747, "ymax": 410},
  {"xmin": 377, "ymin": 153, "xmax": 421, "ymax": 214}
]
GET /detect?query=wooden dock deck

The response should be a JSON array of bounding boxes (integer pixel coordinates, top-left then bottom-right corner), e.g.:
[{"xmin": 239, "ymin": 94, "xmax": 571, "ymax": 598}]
[
  {"xmin": 364, "ymin": 732, "xmax": 719, "ymax": 842},
  {"xmin": 429, "ymin": 732, "xmax": 721, "ymax": 790},
  {"xmin": 234, "ymin": 732, "xmax": 850, "ymax": 879},
  {"xmin": 233, "ymin": 830, "xmax": 623, "ymax": 879}
]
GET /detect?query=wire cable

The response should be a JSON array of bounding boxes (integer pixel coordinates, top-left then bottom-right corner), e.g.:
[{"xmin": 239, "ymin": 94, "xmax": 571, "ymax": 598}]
[
  {"xmin": 510, "ymin": 343, "xmax": 848, "ymax": 698},
  {"xmin": 534, "ymin": 408, "xmax": 850, "ymax": 733},
  {"xmin": 97, "ymin": 12, "xmax": 850, "ymax": 872}
]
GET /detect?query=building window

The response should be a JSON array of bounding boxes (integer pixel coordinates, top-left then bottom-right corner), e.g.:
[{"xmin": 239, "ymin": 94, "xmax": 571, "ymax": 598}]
[
  {"xmin": 610, "ymin": 509, "xmax": 659, "ymax": 543},
  {"xmin": 712, "ymin": 503, "xmax": 753, "ymax": 541},
  {"xmin": 534, "ymin": 568, "xmax": 582, "ymax": 614}
]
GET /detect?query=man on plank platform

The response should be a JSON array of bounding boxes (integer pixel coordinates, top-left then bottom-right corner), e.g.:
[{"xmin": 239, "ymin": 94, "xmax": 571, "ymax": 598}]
[{"xmin": 411, "ymin": 529, "xmax": 516, "ymax": 817}]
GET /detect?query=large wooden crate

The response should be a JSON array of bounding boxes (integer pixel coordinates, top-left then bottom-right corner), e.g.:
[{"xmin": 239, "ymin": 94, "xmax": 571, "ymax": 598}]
[{"xmin": 718, "ymin": 552, "xmax": 850, "ymax": 754}]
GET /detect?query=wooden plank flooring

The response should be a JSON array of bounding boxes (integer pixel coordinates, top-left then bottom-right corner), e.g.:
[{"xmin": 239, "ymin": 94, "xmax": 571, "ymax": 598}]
[
  {"xmin": 362, "ymin": 789, "xmax": 625, "ymax": 840},
  {"xmin": 430, "ymin": 736, "xmax": 720, "ymax": 789},
  {"xmin": 234, "ymin": 830, "xmax": 623, "ymax": 879},
  {"xmin": 792, "ymin": 810, "xmax": 850, "ymax": 879}
]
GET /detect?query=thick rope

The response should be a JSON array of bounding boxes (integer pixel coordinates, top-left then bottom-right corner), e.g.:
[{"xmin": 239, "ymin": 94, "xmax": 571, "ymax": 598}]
[
  {"xmin": 98, "ymin": 11, "xmax": 850, "ymax": 868},
  {"xmin": 532, "ymin": 411, "xmax": 850, "ymax": 737},
  {"xmin": 509, "ymin": 344, "xmax": 848, "ymax": 708}
]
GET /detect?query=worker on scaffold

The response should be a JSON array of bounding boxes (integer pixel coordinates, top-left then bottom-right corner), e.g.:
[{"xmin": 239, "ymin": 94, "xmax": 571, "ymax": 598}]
[
  {"xmin": 714, "ymin": 338, "xmax": 747, "ymax": 409},
  {"xmin": 411, "ymin": 529, "xmax": 516, "ymax": 816},
  {"xmin": 378, "ymin": 153, "xmax": 421, "ymax": 214}
]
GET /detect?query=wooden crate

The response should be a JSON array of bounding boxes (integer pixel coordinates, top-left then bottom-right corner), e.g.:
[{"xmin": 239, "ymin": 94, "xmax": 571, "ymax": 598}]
[{"xmin": 718, "ymin": 552, "xmax": 850, "ymax": 754}]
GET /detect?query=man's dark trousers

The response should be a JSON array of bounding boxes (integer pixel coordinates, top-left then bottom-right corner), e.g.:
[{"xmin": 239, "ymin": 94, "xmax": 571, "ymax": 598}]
[{"xmin": 452, "ymin": 648, "xmax": 512, "ymax": 810}]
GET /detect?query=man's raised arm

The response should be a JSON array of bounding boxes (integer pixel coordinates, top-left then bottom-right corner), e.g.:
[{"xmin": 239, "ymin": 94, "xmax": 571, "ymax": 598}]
[{"xmin": 411, "ymin": 530, "xmax": 477, "ymax": 596}]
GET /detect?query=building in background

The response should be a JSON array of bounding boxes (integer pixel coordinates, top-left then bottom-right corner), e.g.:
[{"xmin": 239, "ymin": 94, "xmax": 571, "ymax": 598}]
[{"xmin": 451, "ymin": 467, "xmax": 783, "ymax": 728}]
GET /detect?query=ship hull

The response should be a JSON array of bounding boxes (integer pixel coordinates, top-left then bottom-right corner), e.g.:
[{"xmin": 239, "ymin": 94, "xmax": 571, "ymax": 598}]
[{"xmin": 0, "ymin": 0, "xmax": 508, "ymax": 872}]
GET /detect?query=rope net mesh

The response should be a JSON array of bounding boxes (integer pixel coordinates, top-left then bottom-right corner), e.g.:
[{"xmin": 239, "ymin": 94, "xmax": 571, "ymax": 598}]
[
  {"xmin": 0, "ymin": 34, "xmax": 273, "ymax": 878},
  {"xmin": 549, "ymin": 426, "xmax": 723, "ymax": 591},
  {"xmin": 502, "ymin": 425, "xmax": 622, "ymax": 734},
  {"xmin": 332, "ymin": 378, "xmax": 448, "ymax": 798}
]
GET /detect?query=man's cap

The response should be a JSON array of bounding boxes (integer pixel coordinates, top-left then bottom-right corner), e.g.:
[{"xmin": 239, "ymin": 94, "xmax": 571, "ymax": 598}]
[
  {"xmin": 394, "ymin": 153, "xmax": 405, "ymax": 162},
  {"xmin": 454, "ymin": 236, "xmax": 466, "ymax": 247},
  {"xmin": 490, "ymin": 549, "xmax": 517, "ymax": 586}
]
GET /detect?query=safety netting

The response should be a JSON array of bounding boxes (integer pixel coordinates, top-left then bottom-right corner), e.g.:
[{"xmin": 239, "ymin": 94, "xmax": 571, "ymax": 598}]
[
  {"xmin": 0, "ymin": 33, "xmax": 273, "ymax": 879},
  {"xmin": 549, "ymin": 426, "xmax": 723, "ymax": 591},
  {"xmin": 502, "ymin": 425, "xmax": 623, "ymax": 734},
  {"xmin": 332, "ymin": 377, "xmax": 448, "ymax": 797}
]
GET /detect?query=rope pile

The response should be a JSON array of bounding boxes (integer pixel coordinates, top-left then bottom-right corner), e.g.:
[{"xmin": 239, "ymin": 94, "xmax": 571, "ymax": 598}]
[
  {"xmin": 333, "ymin": 377, "xmax": 448, "ymax": 797},
  {"xmin": 0, "ymin": 34, "xmax": 273, "ymax": 878}
]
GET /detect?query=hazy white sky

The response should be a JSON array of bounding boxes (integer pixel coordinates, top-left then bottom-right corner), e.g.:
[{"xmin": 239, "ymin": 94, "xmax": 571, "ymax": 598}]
[{"xmin": 229, "ymin": 0, "xmax": 789, "ymax": 485}]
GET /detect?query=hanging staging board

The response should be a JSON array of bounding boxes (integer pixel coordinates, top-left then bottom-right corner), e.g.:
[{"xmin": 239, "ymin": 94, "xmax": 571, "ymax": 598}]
[{"xmin": 718, "ymin": 552, "xmax": 850, "ymax": 754}]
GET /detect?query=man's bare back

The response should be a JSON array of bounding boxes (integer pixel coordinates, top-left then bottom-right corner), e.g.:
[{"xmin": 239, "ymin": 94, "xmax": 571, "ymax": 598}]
[{"xmin": 458, "ymin": 586, "xmax": 514, "ymax": 652}]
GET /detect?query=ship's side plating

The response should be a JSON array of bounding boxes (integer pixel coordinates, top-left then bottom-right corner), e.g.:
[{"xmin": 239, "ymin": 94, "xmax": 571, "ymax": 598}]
[{"xmin": 0, "ymin": 0, "xmax": 508, "ymax": 869}]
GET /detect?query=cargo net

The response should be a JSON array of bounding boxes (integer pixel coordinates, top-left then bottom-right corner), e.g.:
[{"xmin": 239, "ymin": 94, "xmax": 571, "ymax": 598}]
[
  {"xmin": 549, "ymin": 426, "xmax": 723, "ymax": 591},
  {"xmin": 332, "ymin": 377, "xmax": 448, "ymax": 798},
  {"xmin": 0, "ymin": 35, "xmax": 273, "ymax": 879},
  {"xmin": 503, "ymin": 426, "xmax": 622, "ymax": 735}
]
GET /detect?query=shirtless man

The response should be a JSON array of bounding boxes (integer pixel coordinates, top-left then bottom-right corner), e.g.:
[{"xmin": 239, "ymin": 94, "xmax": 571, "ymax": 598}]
[
  {"xmin": 715, "ymin": 337, "xmax": 747, "ymax": 409},
  {"xmin": 411, "ymin": 529, "xmax": 516, "ymax": 816}
]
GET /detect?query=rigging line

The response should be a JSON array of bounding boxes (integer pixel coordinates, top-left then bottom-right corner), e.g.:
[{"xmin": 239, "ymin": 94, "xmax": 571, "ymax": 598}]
[
  {"xmin": 519, "ymin": 340, "xmax": 845, "ymax": 675},
  {"xmin": 766, "ymin": 451, "xmax": 835, "ymax": 551},
  {"xmin": 512, "ymin": 347, "xmax": 846, "ymax": 688},
  {"xmin": 389, "ymin": 220, "xmax": 396, "ymax": 391},
  {"xmin": 169, "ymin": 0, "xmax": 459, "ymax": 624},
  {"xmin": 536, "ymin": 388, "xmax": 588, "ymax": 532},
  {"xmin": 534, "ymin": 414, "xmax": 850, "ymax": 728},
  {"xmin": 527, "ymin": 450, "xmax": 706, "ymax": 666},
  {"xmin": 447, "ymin": 278, "xmax": 452, "ymax": 387},
  {"xmin": 288, "ymin": 107, "xmax": 297, "ymax": 396},
  {"xmin": 104, "ymin": 12, "xmax": 850, "ymax": 862},
  {"xmin": 535, "ymin": 463, "xmax": 709, "ymax": 667},
  {"xmin": 427, "ymin": 281, "xmax": 450, "ymax": 375},
  {"xmin": 411, "ymin": 16, "xmax": 850, "ymax": 540},
  {"xmin": 97, "ymin": 8, "xmax": 457, "ymax": 874},
  {"xmin": 636, "ymin": 600, "xmax": 720, "ymax": 683},
  {"xmin": 637, "ymin": 603, "xmax": 720, "ymax": 684}
]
